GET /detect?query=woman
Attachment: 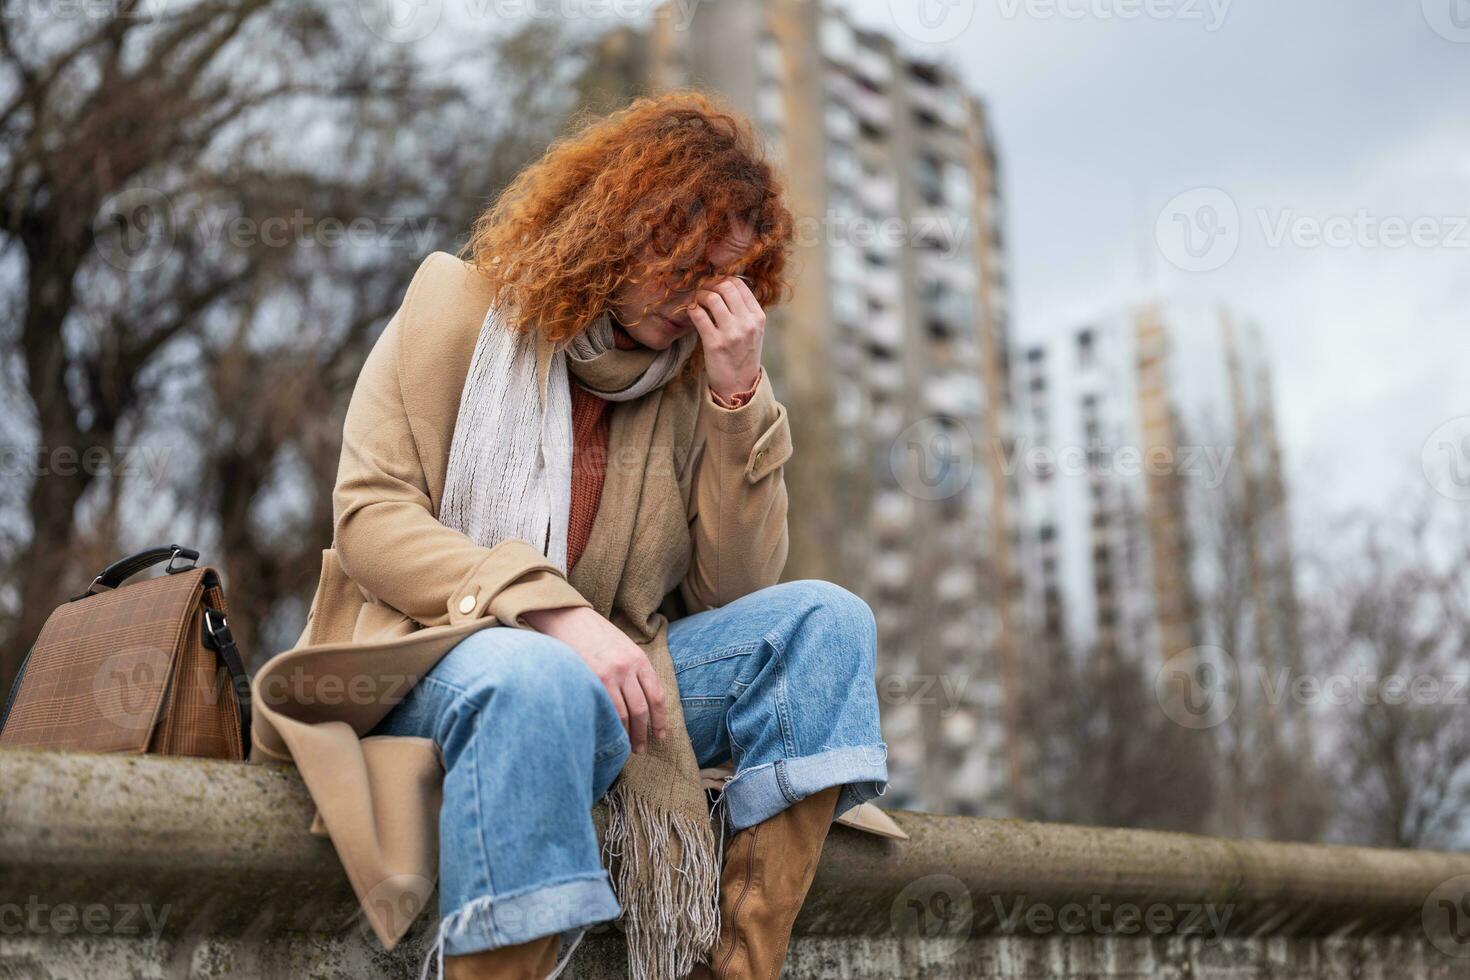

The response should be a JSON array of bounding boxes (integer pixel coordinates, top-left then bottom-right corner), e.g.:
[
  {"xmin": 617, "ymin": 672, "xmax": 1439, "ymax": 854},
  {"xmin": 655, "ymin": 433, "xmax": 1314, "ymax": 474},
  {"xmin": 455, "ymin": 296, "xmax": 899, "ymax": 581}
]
[{"xmin": 253, "ymin": 92, "xmax": 887, "ymax": 980}]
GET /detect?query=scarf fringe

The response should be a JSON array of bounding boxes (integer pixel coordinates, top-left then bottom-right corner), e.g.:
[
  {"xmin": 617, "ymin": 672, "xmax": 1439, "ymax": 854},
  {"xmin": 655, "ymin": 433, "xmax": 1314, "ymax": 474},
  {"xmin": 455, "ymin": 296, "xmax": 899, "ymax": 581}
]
[{"xmin": 603, "ymin": 781, "xmax": 721, "ymax": 980}]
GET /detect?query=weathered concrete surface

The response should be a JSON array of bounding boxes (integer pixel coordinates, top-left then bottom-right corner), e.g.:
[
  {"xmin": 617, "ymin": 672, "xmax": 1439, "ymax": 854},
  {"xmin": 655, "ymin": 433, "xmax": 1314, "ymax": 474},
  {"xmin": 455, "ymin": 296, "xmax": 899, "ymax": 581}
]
[{"xmin": 3, "ymin": 750, "xmax": 1470, "ymax": 978}]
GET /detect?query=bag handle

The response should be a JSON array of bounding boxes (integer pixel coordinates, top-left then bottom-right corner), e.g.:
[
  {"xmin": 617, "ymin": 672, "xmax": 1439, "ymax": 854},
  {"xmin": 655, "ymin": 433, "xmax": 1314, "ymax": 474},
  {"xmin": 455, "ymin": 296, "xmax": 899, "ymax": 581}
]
[{"xmin": 75, "ymin": 545, "xmax": 199, "ymax": 600}]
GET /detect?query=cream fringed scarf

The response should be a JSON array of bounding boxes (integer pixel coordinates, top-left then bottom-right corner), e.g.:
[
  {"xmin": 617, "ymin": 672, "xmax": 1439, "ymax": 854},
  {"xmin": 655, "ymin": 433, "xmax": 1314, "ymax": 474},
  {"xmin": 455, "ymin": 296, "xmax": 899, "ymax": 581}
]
[{"xmin": 439, "ymin": 306, "xmax": 715, "ymax": 980}]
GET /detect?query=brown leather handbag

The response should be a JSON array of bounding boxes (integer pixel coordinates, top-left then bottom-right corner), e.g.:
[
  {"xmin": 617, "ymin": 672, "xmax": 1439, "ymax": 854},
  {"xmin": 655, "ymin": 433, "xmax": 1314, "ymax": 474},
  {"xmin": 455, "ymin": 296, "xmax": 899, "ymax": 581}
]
[{"xmin": 0, "ymin": 545, "xmax": 251, "ymax": 760}]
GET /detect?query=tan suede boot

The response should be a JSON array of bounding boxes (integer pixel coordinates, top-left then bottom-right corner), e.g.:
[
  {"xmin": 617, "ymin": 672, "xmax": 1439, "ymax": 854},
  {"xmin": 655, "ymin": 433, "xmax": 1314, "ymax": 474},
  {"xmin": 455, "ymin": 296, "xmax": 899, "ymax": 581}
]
[
  {"xmin": 692, "ymin": 785, "xmax": 843, "ymax": 980},
  {"xmin": 443, "ymin": 935, "xmax": 559, "ymax": 980}
]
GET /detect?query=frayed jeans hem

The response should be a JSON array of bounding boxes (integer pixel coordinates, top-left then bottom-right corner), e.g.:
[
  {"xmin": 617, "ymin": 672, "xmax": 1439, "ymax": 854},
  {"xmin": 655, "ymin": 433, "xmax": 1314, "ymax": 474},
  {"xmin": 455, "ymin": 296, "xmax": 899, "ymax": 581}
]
[{"xmin": 440, "ymin": 871, "xmax": 621, "ymax": 957}]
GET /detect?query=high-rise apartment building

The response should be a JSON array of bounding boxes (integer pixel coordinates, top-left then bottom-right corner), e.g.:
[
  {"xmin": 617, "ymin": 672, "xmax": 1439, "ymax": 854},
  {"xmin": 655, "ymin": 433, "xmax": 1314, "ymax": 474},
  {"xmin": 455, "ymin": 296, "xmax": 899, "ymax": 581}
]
[
  {"xmin": 586, "ymin": 2, "xmax": 1023, "ymax": 815},
  {"xmin": 1012, "ymin": 305, "xmax": 1301, "ymax": 682}
]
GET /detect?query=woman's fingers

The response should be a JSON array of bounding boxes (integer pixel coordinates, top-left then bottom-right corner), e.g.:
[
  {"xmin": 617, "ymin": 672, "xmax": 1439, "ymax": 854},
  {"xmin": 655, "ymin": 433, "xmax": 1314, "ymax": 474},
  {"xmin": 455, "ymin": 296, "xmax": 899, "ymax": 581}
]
[
  {"xmin": 713, "ymin": 278, "xmax": 752, "ymax": 316},
  {"xmin": 687, "ymin": 299, "xmax": 719, "ymax": 343},
  {"xmin": 621, "ymin": 672, "xmax": 650, "ymax": 754},
  {"xmin": 605, "ymin": 682, "xmax": 632, "ymax": 748},
  {"xmin": 732, "ymin": 276, "xmax": 762, "ymax": 315},
  {"xmin": 636, "ymin": 658, "xmax": 668, "ymax": 741},
  {"xmin": 693, "ymin": 288, "xmax": 734, "ymax": 328}
]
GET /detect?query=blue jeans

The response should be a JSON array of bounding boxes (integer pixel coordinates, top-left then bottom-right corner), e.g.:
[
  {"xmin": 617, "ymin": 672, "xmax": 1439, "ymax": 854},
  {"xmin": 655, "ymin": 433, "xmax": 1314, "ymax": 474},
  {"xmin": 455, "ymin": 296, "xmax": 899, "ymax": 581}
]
[{"xmin": 371, "ymin": 579, "xmax": 888, "ymax": 957}]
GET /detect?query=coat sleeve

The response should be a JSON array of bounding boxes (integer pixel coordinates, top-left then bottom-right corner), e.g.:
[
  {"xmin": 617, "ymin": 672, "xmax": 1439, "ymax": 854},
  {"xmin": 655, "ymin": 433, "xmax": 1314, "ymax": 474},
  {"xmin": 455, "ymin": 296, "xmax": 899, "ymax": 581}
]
[
  {"xmin": 678, "ymin": 370, "xmax": 793, "ymax": 612},
  {"xmin": 331, "ymin": 263, "xmax": 590, "ymax": 631}
]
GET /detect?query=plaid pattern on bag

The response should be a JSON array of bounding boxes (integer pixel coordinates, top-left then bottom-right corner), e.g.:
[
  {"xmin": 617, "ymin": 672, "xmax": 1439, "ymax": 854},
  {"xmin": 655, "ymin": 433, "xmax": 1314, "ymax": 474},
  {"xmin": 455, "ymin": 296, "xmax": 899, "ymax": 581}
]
[{"xmin": 0, "ymin": 550, "xmax": 248, "ymax": 760}]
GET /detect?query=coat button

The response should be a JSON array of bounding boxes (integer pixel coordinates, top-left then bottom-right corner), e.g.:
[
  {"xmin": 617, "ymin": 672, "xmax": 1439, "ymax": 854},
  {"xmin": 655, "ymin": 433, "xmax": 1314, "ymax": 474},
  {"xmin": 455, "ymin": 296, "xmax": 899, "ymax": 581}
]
[{"xmin": 458, "ymin": 595, "xmax": 476, "ymax": 615}]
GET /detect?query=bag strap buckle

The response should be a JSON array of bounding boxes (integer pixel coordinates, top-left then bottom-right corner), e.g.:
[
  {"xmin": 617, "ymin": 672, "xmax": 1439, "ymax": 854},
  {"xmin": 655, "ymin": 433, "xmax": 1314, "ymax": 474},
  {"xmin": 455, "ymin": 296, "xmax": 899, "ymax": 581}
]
[{"xmin": 165, "ymin": 545, "xmax": 197, "ymax": 575}]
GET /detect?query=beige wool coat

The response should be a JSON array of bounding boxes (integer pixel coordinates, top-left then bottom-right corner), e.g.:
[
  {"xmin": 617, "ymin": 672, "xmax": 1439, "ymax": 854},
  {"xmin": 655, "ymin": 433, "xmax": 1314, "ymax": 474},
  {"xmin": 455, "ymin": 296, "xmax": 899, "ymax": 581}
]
[{"xmin": 249, "ymin": 251, "xmax": 894, "ymax": 955}]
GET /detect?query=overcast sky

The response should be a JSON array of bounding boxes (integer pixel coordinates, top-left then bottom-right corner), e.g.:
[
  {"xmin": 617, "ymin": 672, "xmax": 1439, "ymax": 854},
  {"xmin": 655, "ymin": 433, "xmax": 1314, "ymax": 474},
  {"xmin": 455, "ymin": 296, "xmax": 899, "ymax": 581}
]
[{"xmin": 835, "ymin": 0, "xmax": 1469, "ymax": 530}]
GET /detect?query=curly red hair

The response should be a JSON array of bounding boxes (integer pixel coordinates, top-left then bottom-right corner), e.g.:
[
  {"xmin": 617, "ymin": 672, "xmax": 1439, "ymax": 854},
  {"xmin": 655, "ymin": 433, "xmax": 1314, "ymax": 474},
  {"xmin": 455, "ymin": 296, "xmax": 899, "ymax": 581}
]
[{"xmin": 463, "ymin": 91, "xmax": 793, "ymax": 345}]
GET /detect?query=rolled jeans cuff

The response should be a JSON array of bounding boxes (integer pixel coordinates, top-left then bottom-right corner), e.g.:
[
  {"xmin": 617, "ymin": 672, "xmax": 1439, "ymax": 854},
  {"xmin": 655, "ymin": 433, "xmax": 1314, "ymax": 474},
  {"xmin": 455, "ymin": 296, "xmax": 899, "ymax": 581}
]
[
  {"xmin": 441, "ymin": 872, "xmax": 621, "ymax": 956},
  {"xmin": 723, "ymin": 743, "xmax": 890, "ymax": 831}
]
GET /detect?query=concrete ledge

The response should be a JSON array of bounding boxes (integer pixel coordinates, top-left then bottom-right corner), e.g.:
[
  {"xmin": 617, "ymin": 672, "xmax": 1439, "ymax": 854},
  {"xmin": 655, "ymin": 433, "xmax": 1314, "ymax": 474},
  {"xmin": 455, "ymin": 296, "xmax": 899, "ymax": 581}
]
[{"xmin": 3, "ymin": 750, "xmax": 1470, "ymax": 979}]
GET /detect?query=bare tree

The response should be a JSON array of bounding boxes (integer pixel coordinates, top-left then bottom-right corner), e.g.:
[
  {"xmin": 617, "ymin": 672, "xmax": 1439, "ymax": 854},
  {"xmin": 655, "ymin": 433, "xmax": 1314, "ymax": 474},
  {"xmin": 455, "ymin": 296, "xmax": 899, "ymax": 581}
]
[
  {"xmin": 1184, "ymin": 410, "xmax": 1330, "ymax": 843},
  {"xmin": 0, "ymin": 2, "xmax": 583, "ymax": 688},
  {"xmin": 1019, "ymin": 633, "xmax": 1221, "ymax": 834},
  {"xmin": 1304, "ymin": 487, "xmax": 1470, "ymax": 850}
]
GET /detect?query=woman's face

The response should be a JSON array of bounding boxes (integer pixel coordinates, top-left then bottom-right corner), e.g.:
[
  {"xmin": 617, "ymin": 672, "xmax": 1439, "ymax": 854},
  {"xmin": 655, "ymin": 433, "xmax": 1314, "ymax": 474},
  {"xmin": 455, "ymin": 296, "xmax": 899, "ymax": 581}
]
[{"xmin": 611, "ymin": 223, "xmax": 754, "ymax": 350}]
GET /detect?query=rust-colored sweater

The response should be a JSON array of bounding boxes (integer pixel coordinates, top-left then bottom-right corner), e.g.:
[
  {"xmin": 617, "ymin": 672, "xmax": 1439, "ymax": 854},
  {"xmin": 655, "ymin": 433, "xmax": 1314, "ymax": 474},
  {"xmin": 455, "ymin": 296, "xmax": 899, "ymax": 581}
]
[{"xmin": 567, "ymin": 330, "xmax": 759, "ymax": 571}]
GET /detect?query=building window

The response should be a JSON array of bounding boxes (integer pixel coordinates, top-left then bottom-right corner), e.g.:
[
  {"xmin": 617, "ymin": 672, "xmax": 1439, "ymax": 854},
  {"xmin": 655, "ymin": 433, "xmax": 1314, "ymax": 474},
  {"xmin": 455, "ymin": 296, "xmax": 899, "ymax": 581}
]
[
  {"xmin": 908, "ymin": 60, "xmax": 944, "ymax": 86},
  {"xmin": 1077, "ymin": 328, "xmax": 1096, "ymax": 367}
]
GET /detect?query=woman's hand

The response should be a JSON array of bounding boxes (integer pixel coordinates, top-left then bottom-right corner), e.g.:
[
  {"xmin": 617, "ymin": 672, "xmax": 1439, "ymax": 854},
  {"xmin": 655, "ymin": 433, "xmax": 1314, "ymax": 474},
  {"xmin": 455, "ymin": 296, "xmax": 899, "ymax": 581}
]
[
  {"xmin": 521, "ymin": 605, "xmax": 668, "ymax": 754},
  {"xmin": 688, "ymin": 276, "xmax": 765, "ymax": 402}
]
